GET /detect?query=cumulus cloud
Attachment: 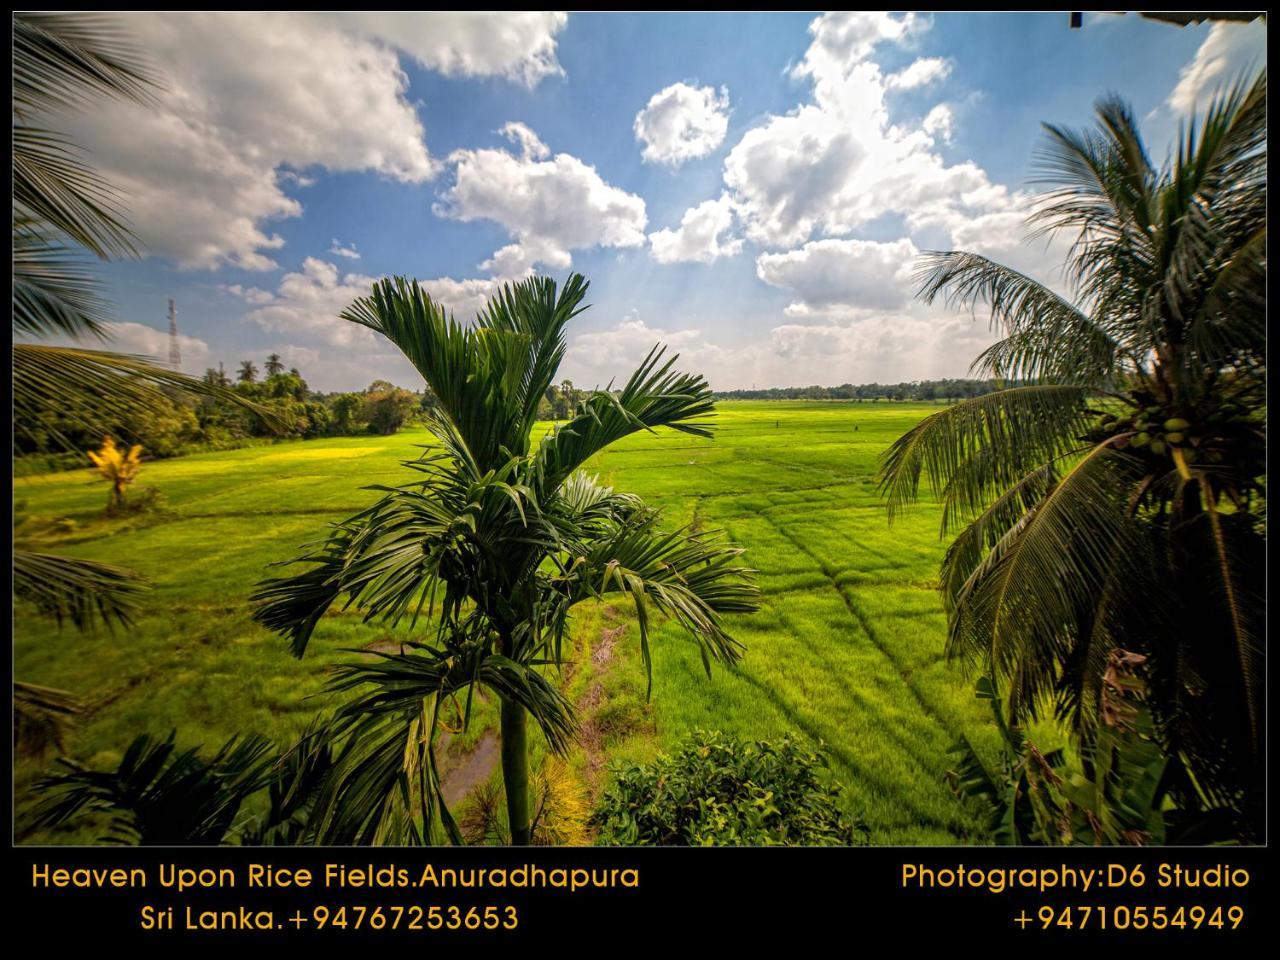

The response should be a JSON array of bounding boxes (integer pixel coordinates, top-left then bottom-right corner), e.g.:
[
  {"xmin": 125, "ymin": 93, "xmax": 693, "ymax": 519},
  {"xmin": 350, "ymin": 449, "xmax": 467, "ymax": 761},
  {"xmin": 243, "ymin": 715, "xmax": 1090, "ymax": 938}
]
[
  {"xmin": 885, "ymin": 56, "xmax": 952, "ymax": 90},
  {"xmin": 560, "ymin": 309, "xmax": 999, "ymax": 393},
  {"xmin": 633, "ymin": 82, "xmax": 731, "ymax": 166},
  {"xmin": 102, "ymin": 322, "xmax": 212, "ymax": 373},
  {"xmin": 435, "ymin": 126, "xmax": 648, "ymax": 275},
  {"xmin": 234, "ymin": 258, "xmax": 507, "ymax": 347},
  {"xmin": 1165, "ymin": 20, "xmax": 1267, "ymax": 114},
  {"xmin": 755, "ymin": 238, "xmax": 920, "ymax": 316},
  {"xmin": 648, "ymin": 196, "xmax": 743, "ymax": 264},
  {"xmin": 238, "ymin": 258, "xmax": 380, "ymax": 347},
  {"xmin": 713, "ymin": 12, "xmax": 1024, "ymax": 248},
  {"xmin": 329, "ymin": 238, "xmax": 361, "ymax": 260},
  {"xmin": 46, "ymin": 13, "xmax": 571, "ymax": 272},
  {"xmin": 52, "ymin": 13, "xmax": 438, "ymax": 271},
  {"xmin": 922, "ymin": 103, "xmax": 954, "ymax": 143},
  {"xmin": 336, "ymin": 12, "xmax": 567, "ymax": 87},
  {"xmin": 498, "ymin": 121, "xmax": 551, "ymax": 161}
]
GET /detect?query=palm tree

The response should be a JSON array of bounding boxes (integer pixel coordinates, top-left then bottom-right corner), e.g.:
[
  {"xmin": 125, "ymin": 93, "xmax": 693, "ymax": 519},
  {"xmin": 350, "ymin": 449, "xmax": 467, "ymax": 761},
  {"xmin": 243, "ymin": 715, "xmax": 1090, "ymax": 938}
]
[
  {"xmin": 237, "ymin": 360, "xmax": 259, "ymax": 383},
  {"xmin": 203, "ymin": 367, "xmax": 230, "ymax": 388},
  {"xmin": 878, "ymin": 74, "xmax": 1265, "ymax": 838},
  {"xmin": 12, "ymin": 12, "xmax": 274, "ymax": 751},
  {"xmin": 252, "ymin": 274, "xmax": 759, "ymax": 844},
  {"xmin": 88, "ymin": 435, "xmax": 144, "ymax": 511},
  {"xmin": 264, "ymin": 353, "xmax": 285, "ymax": 377}
]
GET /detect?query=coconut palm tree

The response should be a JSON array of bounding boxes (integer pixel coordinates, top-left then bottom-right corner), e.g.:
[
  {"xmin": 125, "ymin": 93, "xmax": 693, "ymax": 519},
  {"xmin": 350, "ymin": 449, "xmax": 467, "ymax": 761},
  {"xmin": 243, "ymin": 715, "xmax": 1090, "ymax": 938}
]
[
  {"xmin": 878, "ymin": 73, "xmax": 1265, "ymax": 838},
  {"xmin": 252, "ymin": 274, "xmax": 759, "ymax": 844},
  {"xmin": 237, "ymin": 360, "xmax": 259, "ymax": 383},
  {"xmin": 264, "ymin": 353, "xmax": 285, "ymax": 377},
  {"xmin": 12, "ymin": 12, "xmax": 273, "ymax": 752}
]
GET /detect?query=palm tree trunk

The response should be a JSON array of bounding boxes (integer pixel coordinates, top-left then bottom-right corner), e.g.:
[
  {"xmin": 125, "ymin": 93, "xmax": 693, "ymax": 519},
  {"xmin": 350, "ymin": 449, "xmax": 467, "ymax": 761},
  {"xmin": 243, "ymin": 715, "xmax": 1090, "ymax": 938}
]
[{"xmin": 500, "ymin": 696, "xmax": 531, "ymax": 845}]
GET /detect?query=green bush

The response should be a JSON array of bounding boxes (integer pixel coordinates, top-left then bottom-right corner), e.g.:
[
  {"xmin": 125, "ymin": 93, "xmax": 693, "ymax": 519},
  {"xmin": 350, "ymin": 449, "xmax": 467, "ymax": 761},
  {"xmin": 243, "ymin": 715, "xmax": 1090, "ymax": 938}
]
[{"xmin": 591, "ymin": 730, "xmax": 866, "ymax": 846}]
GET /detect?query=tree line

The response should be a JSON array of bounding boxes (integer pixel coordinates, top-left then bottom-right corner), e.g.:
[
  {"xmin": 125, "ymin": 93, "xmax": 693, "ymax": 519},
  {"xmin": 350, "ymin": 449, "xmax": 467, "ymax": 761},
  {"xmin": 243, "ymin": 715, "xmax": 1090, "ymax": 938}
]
[
  {"xmin": 14, "ymin": 356, "xmax": 424, "ymax": 472},
  {"xmin": 714, "ymin": 378, "xmax": 1004, "ymax": 402}
]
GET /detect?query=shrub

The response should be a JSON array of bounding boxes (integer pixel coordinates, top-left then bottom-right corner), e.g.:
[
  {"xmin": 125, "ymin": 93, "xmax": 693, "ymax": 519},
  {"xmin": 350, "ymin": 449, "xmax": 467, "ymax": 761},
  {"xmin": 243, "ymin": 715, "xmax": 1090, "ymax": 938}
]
[
  {"xmin": 591, "ymin": 730, "xmax": 866, "ymax": 846},
  {"xmin": 88, "ymin": 436, "xmax": 143, "ymax": 512},
  {"xmin": 462, "ymin": 758, "xmax": 591, "ymax": 846}
]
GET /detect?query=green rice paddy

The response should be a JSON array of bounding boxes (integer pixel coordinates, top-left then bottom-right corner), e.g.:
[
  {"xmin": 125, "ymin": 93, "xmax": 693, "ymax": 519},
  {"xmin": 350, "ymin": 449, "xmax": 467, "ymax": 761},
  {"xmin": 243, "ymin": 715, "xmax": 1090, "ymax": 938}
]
[{"xmin": 14, "ymin": 401, "xmax": 1017, "ymax": 844}]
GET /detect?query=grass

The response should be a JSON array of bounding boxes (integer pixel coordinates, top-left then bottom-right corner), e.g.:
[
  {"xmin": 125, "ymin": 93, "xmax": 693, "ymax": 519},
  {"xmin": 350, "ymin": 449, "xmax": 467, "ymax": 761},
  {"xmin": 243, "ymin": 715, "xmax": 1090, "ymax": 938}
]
[{"xmin": 14, "ymin": 400, "xmax": 1027, "ymax": 844}]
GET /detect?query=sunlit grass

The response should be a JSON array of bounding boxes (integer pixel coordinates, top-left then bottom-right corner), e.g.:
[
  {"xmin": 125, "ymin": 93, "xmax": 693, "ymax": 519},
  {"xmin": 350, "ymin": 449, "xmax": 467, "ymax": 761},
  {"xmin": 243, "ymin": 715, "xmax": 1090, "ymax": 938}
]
[{"xmin": 14, "ymin": 400, "xmax": 1020, "ymax": 844}]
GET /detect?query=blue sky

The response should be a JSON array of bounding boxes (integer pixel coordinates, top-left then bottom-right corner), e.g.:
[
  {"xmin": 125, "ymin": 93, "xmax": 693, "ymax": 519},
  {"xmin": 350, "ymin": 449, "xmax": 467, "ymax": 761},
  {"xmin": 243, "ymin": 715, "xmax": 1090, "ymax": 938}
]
[{"xmin": 48, "ymin": 12, "xmax": 1266, "ymax": 391}]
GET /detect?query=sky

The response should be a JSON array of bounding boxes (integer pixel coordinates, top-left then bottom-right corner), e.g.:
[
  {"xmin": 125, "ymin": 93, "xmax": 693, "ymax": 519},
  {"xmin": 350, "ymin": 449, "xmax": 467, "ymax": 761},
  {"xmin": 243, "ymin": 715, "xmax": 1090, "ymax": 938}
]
[{"xmin": 38, "ymin": 12, "xmax": 1267, "ymax": 392}]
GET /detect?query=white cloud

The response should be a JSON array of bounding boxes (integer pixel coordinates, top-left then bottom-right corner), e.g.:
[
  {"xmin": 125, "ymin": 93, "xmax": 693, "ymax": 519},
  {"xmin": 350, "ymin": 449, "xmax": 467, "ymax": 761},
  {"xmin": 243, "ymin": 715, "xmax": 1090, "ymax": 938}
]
[
  {"xmin": 436, "ymin": 127, "xmax": 648, "ymax": 274},
  {"xmin": 922, "ymin": 103, "xmax": 954, "ymax": 143},
  {"xmin": 235, "ymin": 258, "xmax": 508, "ymax": 348},
  {"xmin": 223, "ymin": 257, "xmax": 518, "ymax": 390},
  {"xmin": 417, "ymin": 276, "xmax": 507, "ymax": 320},
  {"xmin": 560, "ymin": 309, "xmax": 999, "ymax": 393},
  {"xmin": 565, "ymin": 313, "xmax": 715, "ymax": 384},
  {"xmin": 336, "ymin": 12, "xmax": 567, "ymax": 87},
  {"xmin": 239, "ymin": 258, "xmax": 380, "ymax": 347},
  {"xmin": 220, "ymin": 284, "xmax": 275, "ymax": 305},
  {"xmin": 633, "ymin": 82, "xmax": 731, "ymax": 166},
  {"xmin": 648, "ymin": 196, "xmax": 743, "ymax": 264},
  {"xmin": 101, "ymin": 321, "xmax": 212, "ymax": 373},
  {"xmin": 755, "ymin": 238, "xmax": 920, "ymax": 316},
  {"xmin": 498, "ymin": 121, "xmax": 551, "ymax": 161},
  {"xmin": 707, "ymin": 12, "xmax": 1022, "ymax": 250},
  {"xmin": 329, "ymin": 238, "xmax": 361, "ymax": 260},
  {"xmin": 53, "ymin": 13, "xmax": 440, "ymax": 271},
  {"xmin": 259, "ymin": 342, "xmax": 424, "ymax": 394},
  {"xmin": 793, "ymin": 11, "xmax": 926, "ymax": 82},
  {"xmin": 885, "ymin": 56, "xmax": 952, "ymax": 90},
  {"xmin": 47, "ymin": 12, "xmax": 573, "ymax": 272},
  {"xmin": 1165, "ymin": 20, "xmax": 1267, "ymax": 114}
]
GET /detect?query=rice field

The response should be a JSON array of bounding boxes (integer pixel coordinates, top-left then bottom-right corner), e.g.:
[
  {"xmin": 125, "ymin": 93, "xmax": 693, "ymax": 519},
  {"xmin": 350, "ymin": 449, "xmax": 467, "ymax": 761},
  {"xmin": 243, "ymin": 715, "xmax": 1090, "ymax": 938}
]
[{"xmin": 14, "ymin": 401, "xmax": 1016, "ymax": 844}]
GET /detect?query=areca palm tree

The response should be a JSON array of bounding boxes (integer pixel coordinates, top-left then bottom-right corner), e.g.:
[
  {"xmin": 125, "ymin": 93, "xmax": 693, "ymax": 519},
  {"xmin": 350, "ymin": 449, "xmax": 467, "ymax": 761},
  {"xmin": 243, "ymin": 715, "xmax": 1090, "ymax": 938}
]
[
  {"xmin": 252, "ymin": 274, "xmax": 759, "ymax": 844},
  {"xmin": 879, "ymin": 73, "xmax": 1265, "ymax": 838}
]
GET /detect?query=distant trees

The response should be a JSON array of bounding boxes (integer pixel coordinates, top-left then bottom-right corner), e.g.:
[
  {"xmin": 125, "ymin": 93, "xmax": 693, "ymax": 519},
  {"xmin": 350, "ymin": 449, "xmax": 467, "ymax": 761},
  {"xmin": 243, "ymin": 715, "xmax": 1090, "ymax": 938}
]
[
  {"xmin": 16, "ymin": 354, "xmax": 429, "ymax": 466},
  {"xmin": 361, "ymin": 380, "xmax": 418, "ymax": 435},
  {"xmin": 203, "ymin": 366, "xmax": 230, "ymax": 388},
  {"xmin": 264, "ymin": 353, "xmax": 285, "ymax": 377},
  {"xmin": 714, "ymin": 379, "xmax": 1001, "ymax": 403},
  {"xmin": 537, "ymin": 378, "xmax": 581, "ymax": 420}
]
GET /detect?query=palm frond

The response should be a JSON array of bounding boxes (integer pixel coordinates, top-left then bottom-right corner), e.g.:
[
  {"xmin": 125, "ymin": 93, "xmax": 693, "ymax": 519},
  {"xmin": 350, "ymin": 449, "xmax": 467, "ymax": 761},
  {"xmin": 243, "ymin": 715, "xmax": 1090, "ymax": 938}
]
[
  {"xmin": 915, "ymin": 250, "xmax": 1120, "ymax": 384},
  {"xmin": 12, "ymin": 221, "xmax": 115, "ymax": 338},
  {"xmin": 27, "ymin": 730, "xmax": 274, "ymax": 844},
  {"xmin": 236, "ymin": 718, "xmax": 336, "ymax": 845},
  {"xmin": 948, "ymin": 442, "xmax": 1146, "ymax": 720},
  {"xmin": 13, "ymin": 548, "xmax": 148, "ymax": 629},
  {"xmin": 532, "ymin": 345, "xmax": 717, "ymax": 493},
  {"xmin": 342, "ymin": 275, "xmax": 589, "ymax": 470},
  {"xmin": 13, "ymin": 12, "xmax": 157, "ymax": 119},
  {"xmin": 14, "ymin": 680, "xmax": 85, "ymax": 758},
  {"xmin": 13, "ymin": 124, "xmax": 137, "ymax": 262},
  {"xmin": 557, "ymin": 515, "xmax": 759, "ymax": 695},
  {"xmin": 1194, "ymin": 488, "xmax": 1264, "ymax": 748},
  {"xmin": 879, "ymin": 385, "xmax": 1095, "ymax": 525},
  {"xmin": 13, "ymin": 343, "xmax": 285, "ymax": 450}
]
